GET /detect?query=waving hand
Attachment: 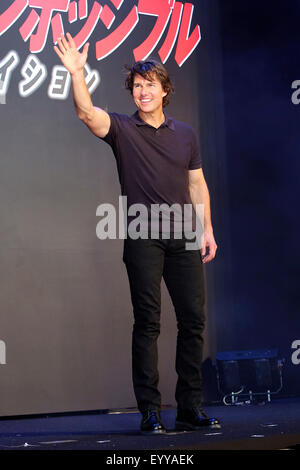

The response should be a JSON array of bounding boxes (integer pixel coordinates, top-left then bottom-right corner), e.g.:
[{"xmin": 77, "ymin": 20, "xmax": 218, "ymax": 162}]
[{"xmin": 54, "ymin": 33, "xmax": 89, "ymax": 76}]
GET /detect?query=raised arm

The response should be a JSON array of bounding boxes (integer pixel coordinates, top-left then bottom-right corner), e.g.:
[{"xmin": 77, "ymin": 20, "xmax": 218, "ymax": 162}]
[{"xmin": 54, "ymin": 33, "xmax": 110, "ymax": 138}]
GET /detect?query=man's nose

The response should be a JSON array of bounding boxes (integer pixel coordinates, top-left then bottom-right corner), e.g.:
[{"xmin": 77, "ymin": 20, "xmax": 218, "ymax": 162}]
[{"xmin": 140, "ymin": 85, "xmax": 150, "ymax": 94}]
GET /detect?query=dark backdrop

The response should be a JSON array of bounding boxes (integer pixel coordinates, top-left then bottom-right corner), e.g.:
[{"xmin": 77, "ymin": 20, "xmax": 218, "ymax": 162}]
[{"xmin": 216, "ymin": 0, "xmax": 300, "ymax": 397}]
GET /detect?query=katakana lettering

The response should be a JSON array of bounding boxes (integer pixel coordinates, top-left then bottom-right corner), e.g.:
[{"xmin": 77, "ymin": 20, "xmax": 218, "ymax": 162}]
[
  {"xmin": 72, "ymin": 1, "xmax": 102, "ymax": 50},
  {"xmin": 67, "ymin": 0, "xmax": 88, "ymax": 23},
  {"xmin": 99, "ymin": 4, "xmax": 115, "ymax": 30},
  {"xmin": 1, "ymin": 1, "xmax": 201, "ymax": 66},
  {"xmin": 96, "ymin": 0, "xmax": 200, "ymax": 66},
  {"xmin": 110, "ymin": 0, "xmax": 124, "ymax": 9},
  {"xmin": 83, "ymin": 62, "xmax": 100, "ymax": 94},
  {"xmin": 68, "ymin": 1, "xmax": 77, "ymax": 23},
  {"xmin": 0, "ymin": 0, "xmax": 28, "ymax": 36},
  {"xmin": 0, "ymin": 51, "xmax": 20, "ymax": 103},
  {"xmin": 158, "ymin": 1, "xmax": 183, "ymax": 64},
  {"xmin": 134, "ymin": 1, "xmax": 201, "ymax": 66},
  {"xmin": 18, "ymin": 1, "xmax": 98, "ymax": 53},
  {"xmin": 174, "ymin": 2, "xmax": 201, "ymax": 67},
  {"xmin": 21, "ymin": 0, "xmax": 70, "ymax": 53},
  {"xmin": 19, "ymin": 54, "xmax": 47, "ymax": 97},
  {"xmin": 48, "ymin": 62, "xmax": 100, "ymax": 99},
  {"xmin": 48, "ymin": 64, "xmax": 70, "ymax": 99},
  {"xmin": 19, "ymin": 8, "xmax": 40, "ymax": 43},
  {"xmin": 51, "ymin": 11, "xmax": 65, "ymax": 44},
  {"xmin": 133, "ymin": 0, "xmax": 174, "ymax": 62},
  {"xmin": 78, "ymin": 0, "xmax": 88, "ymax": 19},
  {"xmin": 0, "ymin": 49, "xmax": 100, "ymax": 100},
  {"xmin": 96, "ymin": 4, "xmax": 138, "ymax": 61}
]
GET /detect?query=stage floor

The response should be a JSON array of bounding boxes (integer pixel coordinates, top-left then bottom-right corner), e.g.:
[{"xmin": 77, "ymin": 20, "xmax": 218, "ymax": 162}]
[{"xmin": 0, "ymin": 398, "xmax": 299, "ymax": 451}]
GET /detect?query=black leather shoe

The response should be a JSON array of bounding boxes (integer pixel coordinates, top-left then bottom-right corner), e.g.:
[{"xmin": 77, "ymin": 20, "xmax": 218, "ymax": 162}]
[
  {"xmin": 140, "ymin": 410, "xmax": 167, "ymax": 435},
  {"xmin": 175, "ymin": 407, "xmax": 221, "ymax": 431}
]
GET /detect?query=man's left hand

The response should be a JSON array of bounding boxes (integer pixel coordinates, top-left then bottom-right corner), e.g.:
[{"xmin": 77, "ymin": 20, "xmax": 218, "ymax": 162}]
[{"xmin": 201, "ymin": 231, "xmax": 218, "ymax": 263}]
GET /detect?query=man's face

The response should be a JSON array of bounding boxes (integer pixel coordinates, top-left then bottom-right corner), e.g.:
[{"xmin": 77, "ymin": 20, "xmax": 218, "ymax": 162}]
[{"xmin": 132, "ymin": 73, "xmax": 167, "ymax": 114}]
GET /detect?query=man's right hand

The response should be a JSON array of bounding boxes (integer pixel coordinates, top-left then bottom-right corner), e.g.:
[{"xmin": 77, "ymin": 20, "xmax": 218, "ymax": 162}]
[
  {"xmin": 53, "ymin": 32, "xmax": 110, "ymax": 139},
  {"xmin": 54, "ymin": 33, "xmax": 89, "ymax": 76}
]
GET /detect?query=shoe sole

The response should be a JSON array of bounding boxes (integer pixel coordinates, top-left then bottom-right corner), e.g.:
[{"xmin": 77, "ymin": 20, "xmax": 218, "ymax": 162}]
[{"xmin": 175, "ymin": 420, "xmax": 221, "ymax": 431}]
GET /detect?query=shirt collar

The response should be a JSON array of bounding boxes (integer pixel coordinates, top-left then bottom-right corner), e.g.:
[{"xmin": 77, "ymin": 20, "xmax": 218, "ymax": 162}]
[{"xmin": 131, "ymin": 111, "xmax": 175, "ymax": 131}]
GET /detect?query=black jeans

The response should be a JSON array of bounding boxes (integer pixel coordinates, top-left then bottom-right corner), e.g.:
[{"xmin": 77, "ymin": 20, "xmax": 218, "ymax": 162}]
[{"xmin": 123, "ymin": 236, "xmax": 206, "ymax": 412}]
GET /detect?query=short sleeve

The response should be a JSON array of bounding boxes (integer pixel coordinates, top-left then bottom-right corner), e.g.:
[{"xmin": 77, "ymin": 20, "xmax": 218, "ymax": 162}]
[
  {"xmin": 100, "ymin": 112, "xmax": 119, "ymax": 148},
  {"xmin": 189, "ymin": 129, "xmax": 202, "ymax": 170}
]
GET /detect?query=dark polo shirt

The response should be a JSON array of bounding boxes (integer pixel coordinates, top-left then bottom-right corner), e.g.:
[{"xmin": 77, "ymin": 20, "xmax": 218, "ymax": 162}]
[{"xmin": 100, "ymin": 111, "xmax": 202, "ymax": 232}]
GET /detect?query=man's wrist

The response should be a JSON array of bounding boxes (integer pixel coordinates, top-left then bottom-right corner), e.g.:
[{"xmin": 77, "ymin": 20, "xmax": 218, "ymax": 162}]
[
  {"xmin": 204, "ymin": 224, "xmax": 213, "ymax": 235},
  {"xmin": 71, "ymin": 69, "xmax": 85, "ymax": 80}
]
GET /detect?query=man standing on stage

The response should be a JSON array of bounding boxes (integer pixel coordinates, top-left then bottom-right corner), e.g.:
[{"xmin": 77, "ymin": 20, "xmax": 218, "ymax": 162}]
[{"xmin": 54, "ymin": 33, "xmax": 220, "ymax": 434}]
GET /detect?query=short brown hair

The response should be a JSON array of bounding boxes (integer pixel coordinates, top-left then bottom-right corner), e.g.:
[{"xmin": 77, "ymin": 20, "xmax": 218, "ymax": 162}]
[{"xmin": 125, "ymin": 60, "xmax": 174, "ymax": 107}]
